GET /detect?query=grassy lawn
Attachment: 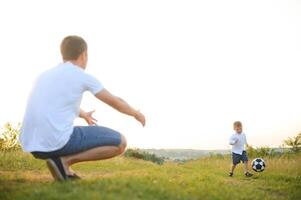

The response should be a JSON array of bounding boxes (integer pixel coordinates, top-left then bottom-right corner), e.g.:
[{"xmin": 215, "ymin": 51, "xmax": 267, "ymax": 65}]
[{"xmin": 0, "ymin": 151, "xmax": 300, "ymax": 200}]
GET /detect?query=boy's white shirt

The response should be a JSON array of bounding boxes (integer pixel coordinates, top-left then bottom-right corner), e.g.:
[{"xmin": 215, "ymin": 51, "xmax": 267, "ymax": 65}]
[
  {"xmin": 19, "ymin": 62, "xmax": 103, "ymax": 152},
  {"xmin": 229, "ymin": 132, "xmax": 247, "ymax": 155}
]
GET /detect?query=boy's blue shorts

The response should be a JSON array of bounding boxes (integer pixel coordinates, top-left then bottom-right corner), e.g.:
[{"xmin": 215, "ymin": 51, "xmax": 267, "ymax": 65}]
[
  {"xmin": 31, "ymin": 125, "xmax": 121, "ymax": 159},
  {"xmin": 232, "ymin": 151, "xmax": 248, "ymax": 165}
]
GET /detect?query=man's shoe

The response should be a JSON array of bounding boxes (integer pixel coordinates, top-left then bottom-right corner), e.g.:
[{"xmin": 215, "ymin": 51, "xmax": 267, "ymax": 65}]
[
  {"xmin": 229, "ymin": 172, "xmax": 233, "ymax": 177},
  {"xmin": 67, "ymin": 173, "xmax": 81, "ymax": 181},
  {"xmin": 46, "ymin": 157, "xmax": 67, "ymax": 181},
  {"xmin": 245, "ymin": 172, "xmax": 253, "ymax": 177}
]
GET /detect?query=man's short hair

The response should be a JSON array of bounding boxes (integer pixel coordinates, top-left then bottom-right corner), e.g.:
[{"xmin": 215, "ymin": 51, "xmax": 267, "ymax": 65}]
[
  {"xmin": 60, "ymin": 35, "xmax": 87, "ymax": 60},
  {"xmin": 233, "ymin": 121, "xmax": 242, "ymax": 128}
]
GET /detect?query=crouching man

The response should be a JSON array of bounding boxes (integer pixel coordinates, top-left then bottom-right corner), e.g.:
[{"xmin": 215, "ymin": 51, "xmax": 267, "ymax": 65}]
[{"xmin": 19, "ymin": 35, "xmax": 145, "ymax": 181}]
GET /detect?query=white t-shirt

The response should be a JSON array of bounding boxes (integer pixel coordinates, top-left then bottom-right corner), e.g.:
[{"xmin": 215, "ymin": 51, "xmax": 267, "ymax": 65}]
[
  {"xmin": 229, "ymin": 132, "xmax": 247, "ymax": 155},
  {"xmin": 19, "ymin": 62, "xmax": 103, "ymax": 152}
]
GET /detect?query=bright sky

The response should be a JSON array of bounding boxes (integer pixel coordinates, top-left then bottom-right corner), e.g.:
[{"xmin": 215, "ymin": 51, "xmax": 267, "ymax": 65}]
[{"xmin": 0, "ymin": 0, "xmax": 300, "ymax": 150}]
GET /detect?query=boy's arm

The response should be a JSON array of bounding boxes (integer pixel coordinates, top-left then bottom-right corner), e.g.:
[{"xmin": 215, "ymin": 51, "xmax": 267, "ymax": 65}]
[
  {"xmin": 95, "ymin": 89, "xmax": 145, "ymax": 126},
  {"xmin": 229, "ymin": 135, "xmax": 238, "ymax": 145},
  {"xmin": 245, "ymin": 134, "xmax": 248, "ymax": 146}
]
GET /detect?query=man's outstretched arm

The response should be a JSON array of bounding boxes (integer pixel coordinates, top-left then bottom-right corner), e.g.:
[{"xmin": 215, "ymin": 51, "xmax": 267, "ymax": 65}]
[{"xmin": 95, "ymin": 89, "xmax": 146, "ymax": 126}]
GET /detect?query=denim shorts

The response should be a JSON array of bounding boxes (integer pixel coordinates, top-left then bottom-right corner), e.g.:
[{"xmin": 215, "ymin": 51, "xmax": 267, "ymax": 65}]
[
  {"xmin": 31, "ymin": 126, "xmax": 121, "ymax": 159},
  {"xmin": 232, "ymin": 151, "xmax": 248, "ymax": 165}
]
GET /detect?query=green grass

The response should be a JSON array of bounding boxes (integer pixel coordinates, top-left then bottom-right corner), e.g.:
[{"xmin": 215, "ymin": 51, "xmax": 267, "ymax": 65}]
[{"xmin": 0, "ymin": 151, "xmax": 300, "ymax": 200}]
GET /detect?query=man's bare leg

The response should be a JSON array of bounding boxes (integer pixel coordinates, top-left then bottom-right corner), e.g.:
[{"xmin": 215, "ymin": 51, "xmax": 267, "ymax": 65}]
[{"xmin": 61, "ymin": 135, "xmax": 127, "ymax": 175}]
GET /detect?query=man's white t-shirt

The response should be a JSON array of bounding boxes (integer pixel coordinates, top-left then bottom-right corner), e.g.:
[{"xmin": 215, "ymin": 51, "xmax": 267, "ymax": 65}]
[
  {"xmin": 229, "ymin": 132, "xmax": 247, "ymax": 155},
  {"xmin": 19, "ymin": 62, "xmax": 103, "ymax": 152}
]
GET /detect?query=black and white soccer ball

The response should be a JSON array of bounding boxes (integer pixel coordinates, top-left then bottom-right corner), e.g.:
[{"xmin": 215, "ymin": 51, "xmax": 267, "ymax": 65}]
[{"xmin": 252, "ymin": 158, "xmax": 265, "ymax": 172}]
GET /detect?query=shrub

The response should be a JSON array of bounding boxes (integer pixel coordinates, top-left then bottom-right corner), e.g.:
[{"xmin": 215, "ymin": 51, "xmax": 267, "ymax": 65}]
[
  {"xmin": 246, "ymin": 145, "xmax": 256, "ymax": 158},
  {"xmin": 257, "ymin": 146, "xmax": 272, "ymax": 157},
  {"xmin": 247, "ymin": 145, "xmax": 276, "ymax": 158},
  {"xmin": 124, "ymin": 148, "xmax": 164, "ymax": 165},
  {"xmin": 283, "ymin": 132, "xmax": 301, "ymax": 153},
  {"xmin": 0, "ymin": 122, "xmax": 21, "ymax": 151}
]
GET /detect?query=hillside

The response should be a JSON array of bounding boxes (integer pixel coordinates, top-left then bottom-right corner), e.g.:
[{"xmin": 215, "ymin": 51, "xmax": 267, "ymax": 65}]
[
  {"xmin": 0, "ymin": 151, "xmax": 300, "ymax": 200},
  {"xmin": 143, "ymin": 149, "xmax": 230, "ymax": 160}
]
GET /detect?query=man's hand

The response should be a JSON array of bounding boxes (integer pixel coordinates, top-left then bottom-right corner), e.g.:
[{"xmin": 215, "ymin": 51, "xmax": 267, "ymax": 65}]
[
  {"xmin": 134, "ymin": 110, "xmax": 146, "ymax": 127},
  {"xmin": 80, "ymin": 110, "xmax": 98, "ymax": 125}
]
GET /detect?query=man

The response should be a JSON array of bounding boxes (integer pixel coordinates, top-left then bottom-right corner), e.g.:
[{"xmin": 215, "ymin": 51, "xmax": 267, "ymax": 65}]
[{"xmin": 19, "ymin": 35, "xmax": 146, "ymax": 181}]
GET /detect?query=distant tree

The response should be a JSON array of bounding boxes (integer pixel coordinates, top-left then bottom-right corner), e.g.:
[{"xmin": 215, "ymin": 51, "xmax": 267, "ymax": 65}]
[
  {"xmin": 124, "ymin": 148, "xmax": 164, "ymax": 165},
  {"xmin": 283, "ymin": 132, "xmax": 301, "ymax": 153}
]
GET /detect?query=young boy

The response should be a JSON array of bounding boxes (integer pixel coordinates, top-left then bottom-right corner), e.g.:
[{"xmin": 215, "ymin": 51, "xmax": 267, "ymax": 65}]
[{"xmin": 229, "ymin": 121, "xmax": 253, "ymax": 177}]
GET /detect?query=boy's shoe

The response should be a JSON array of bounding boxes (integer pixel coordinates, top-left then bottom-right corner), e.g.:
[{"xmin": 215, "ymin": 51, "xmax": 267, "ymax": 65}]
[
  {"xmin": 245, "ymin": 172, "xmax": 253, "ymax": 177},
  {"xmin": 229, "ymin": 172, "xmax": 233, "ymax": 177},
  {"xmin": 46, "ymin": 157, "xmax": 67, "ymax": 181}
]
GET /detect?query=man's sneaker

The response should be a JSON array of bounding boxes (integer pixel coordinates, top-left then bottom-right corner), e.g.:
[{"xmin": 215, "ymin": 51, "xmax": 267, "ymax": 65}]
[
  {"xmin": 229, "ymin": 172, "xmax": 233, "ymax": 177},
  {"xmin": 245, "ymin": 172, "xmax": 253, "ymax": 177},
  {"xmin": 67, "ymin": 173, "xmax": 81, "ymax": 181},
  {"xmin": 46, "ymin": 157, "xmax": 67, "ymax": 181}
]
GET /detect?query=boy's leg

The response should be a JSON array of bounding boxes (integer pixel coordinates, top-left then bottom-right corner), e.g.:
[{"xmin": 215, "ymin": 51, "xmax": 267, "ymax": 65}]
[
  {"xmin": 230, "ymin": 164, "xmax": 236, "ymax": 173},
  {"xmin": 242, "ymin": 151, "xmax": 253, "ymax": 177},
  {"xmin": 244, "ymin": 161, "xmax": 253, "ymax": 177},
  {"xmin": 229, "ymin": 152, "xmax": 239, "ymax": 176},
  {"xmin": 229, "ymin": 164, "xmax": 236, "ymax": 176},
  {"xmin": 243, "ymin": 161, "xmax": 248, "ymax": 174},
  {"xmin": 242, "ymin": 151, "xmax": 249, "ymax": 173}
]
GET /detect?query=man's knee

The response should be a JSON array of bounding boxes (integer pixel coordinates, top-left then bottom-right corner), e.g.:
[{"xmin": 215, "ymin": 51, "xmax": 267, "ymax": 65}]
[{"xmin": 119, "ymin": 134, "xmax": 127, "ymax": 153}]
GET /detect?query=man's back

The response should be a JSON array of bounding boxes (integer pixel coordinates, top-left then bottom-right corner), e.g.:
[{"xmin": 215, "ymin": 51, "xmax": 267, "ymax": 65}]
[{"xmin": 20, "ymin": 62, "xmax": 103, "ymax": 152}]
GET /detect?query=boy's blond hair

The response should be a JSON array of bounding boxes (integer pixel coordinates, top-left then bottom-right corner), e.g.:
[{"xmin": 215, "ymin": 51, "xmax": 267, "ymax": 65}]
[{"xmin": 233, "ymin": 121, "xmax": 242, "ymax": 128}]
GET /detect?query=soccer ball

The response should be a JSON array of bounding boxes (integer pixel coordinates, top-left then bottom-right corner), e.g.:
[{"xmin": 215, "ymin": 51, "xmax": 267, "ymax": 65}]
[{"xmin": 252, "ymin": 158, "xmax": 265, "ymax": 172}]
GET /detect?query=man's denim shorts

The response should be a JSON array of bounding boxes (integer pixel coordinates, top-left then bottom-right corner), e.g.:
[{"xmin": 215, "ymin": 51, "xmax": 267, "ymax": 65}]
[
  {"xmin": 31, "ymin": 126, "xmax": 121, "ymax": 159},
  {"xmin": 232, "ymin": 151, "xmax": 248, "ymax": 165}
]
